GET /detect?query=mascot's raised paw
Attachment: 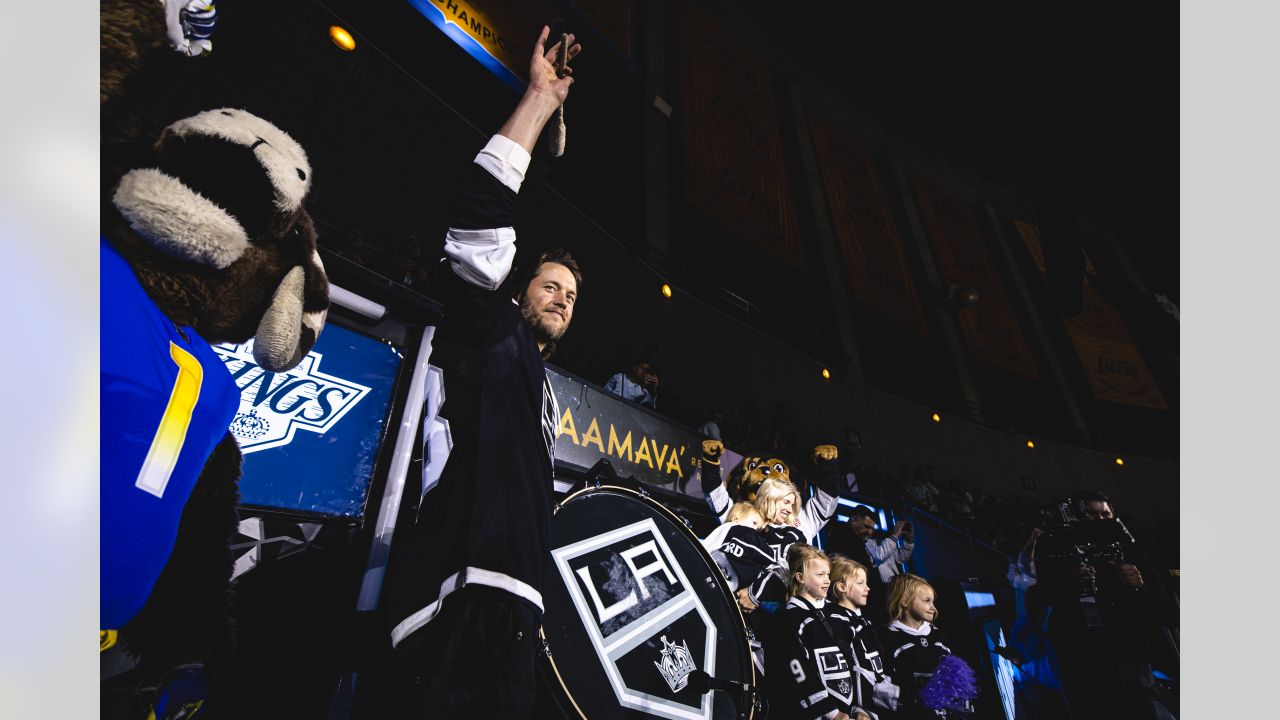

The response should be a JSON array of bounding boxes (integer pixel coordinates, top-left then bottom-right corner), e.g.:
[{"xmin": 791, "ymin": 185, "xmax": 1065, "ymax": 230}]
[
  {"xmin": 702, "ymin": 439, "xmax": 724, "ymax": 463},
  {"xmin": 813, "ymin": 444, "xmax": 838, "ymax": 462},
  {"xmin": 164, "ymin": 0, "xmax": 218, "ymax": 57}
]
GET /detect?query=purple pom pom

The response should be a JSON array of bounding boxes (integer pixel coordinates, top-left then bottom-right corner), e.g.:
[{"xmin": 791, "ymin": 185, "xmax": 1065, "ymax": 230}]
[{"xmin": 919, "ymin": 654, "xmax": 980, "ymax": 711}]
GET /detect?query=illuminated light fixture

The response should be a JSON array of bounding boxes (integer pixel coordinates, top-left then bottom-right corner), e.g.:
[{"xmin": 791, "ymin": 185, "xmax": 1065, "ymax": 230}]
[
  {"xmin": 1115, "ymin": 457, "xmax": 1125, "ymax": 466},
  {"xmin": 660, "ymin": 283, "xmax": 672, "ymax": 299},
  {"xmin": 964, "ymin": 591, "xmax": 996, "ymax": 609},
  {"xmin": 821, "ymin": 368, "xmax": 831, "ymax": 380},
  {"xmin": 330, "ymin": 25, "xmax": 356, "ymax": 51},
  {"xmin": 931, "ymin": 412, "xmax": 941, "ymax": 423},
  {"xmin": 1026, "ymin": 440, "xmax": 1035, "ymax": 449}
]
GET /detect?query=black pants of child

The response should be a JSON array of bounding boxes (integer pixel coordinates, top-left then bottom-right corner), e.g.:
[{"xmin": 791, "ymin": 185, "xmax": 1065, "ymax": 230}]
[{"xmin": 394, "ymin": 586, "xmax": 540, "ymax": 719}]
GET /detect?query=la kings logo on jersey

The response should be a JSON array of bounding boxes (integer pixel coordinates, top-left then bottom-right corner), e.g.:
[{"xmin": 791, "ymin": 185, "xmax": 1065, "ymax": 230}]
[
  {"xmin": 551, "ymin": 518, "xmax": 719, "ymax": 720},
  {"xmin": 815, "ymin": 645, "xmax": 854, "ymax": 707},
  {"xmin": 214, "ymin": 340, "xmax": 371, "ymax": 454}
]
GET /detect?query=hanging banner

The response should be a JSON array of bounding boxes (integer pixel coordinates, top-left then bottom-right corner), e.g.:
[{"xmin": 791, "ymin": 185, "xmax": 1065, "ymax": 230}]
[
  {"xmin": 407, "ymin": 0, "xmax": 559, "ymax": 92},
  {"xmin": 1014, "ymin": 222, "xmax": 1167, "ymax": 409},
  {"xmin": 808, "ymin": 110, "xmax": 927, "ymax": 336},
  {"xmin": 678, "ymin": 2, "xmax": 803, "ymax": 268},
  {"xmin": 1065, "ymin": 330, "xmax": 1168, "ymax": 409},
  {"xmin": 914, "ymin": 179, "xmax": 1039, "ymax": 377}
]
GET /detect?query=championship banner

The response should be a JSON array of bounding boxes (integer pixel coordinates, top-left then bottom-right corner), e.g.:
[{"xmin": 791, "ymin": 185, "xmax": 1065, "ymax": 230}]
[
  {"xmin": 548, "ymin": 367, "xmax": 704, "ymax": 491},
  {"xmin": 808, "ymin": 109, "xmax": 928, "ymax": 336},
  {"xmin": 216, "ymin": 324, "xmax": 403, "ymax": 517},
  {"xmin": 1014, "ymin": 222, "xmax": 1167, "ymax": 409},
  {"xmin": 1066, "ymin": 330, "xmax": 1168, "ymax": 409},
  {"xmin": 914, "ymin": 179, "xmax": 1039, "ymax": 377},
  {"xmin": 678, "ymin": 2, "xmax": 803, "ymax": 268},
  {"xmin": 407, "ymin": 0, "xmax": 560, "ymax": 92}
]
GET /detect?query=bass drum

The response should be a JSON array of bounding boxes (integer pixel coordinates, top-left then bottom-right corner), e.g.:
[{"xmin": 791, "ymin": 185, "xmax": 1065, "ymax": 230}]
[{"xmin": 539, "ymin": 484, "xmax": 755, "ymax": 719}]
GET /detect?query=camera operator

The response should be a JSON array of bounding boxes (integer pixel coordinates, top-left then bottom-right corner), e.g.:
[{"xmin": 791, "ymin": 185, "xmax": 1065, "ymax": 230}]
[{"xmin": 1034, "ymin": 490, "xmax": 1175, "ymax": 720}]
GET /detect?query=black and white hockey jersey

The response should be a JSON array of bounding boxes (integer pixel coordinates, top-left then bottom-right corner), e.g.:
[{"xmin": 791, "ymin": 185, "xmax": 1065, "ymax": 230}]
[
  {"xmin": 385, "ymin": 134, "xmax": 559, "ymax": 651},
  {"xmin": 824, "ymin": 604, "xmax": 900, "ymax": 719},
  {"xmin": 702, "ymin": 522, "xmax": 775, "ymax": 593},
  {"xmin": 764, "ymin": 596, "xmax": 855, "ymax": 720},
  {"xmin": 877, "ymin": 621, "xmax": 967, "ymax": 720}
]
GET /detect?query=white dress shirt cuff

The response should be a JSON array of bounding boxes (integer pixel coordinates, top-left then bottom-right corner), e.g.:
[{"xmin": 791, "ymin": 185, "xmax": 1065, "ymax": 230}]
[
  {"xmin": 444, "ymin": 227, "xmax": 518, "ymax": 290},
  {"xmin": 474, "ymin": 134, "xmax": 532, "ymax": 193}
]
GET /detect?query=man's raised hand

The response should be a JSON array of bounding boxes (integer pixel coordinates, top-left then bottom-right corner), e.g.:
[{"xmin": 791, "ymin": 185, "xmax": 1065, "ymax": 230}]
[
  {"xmin": 497, "ymin": 27, "xmax": 584, "ymax": 154},
  {"xmin": 529, "ymin": 26, "xmax": 582, "ymax": 105}
]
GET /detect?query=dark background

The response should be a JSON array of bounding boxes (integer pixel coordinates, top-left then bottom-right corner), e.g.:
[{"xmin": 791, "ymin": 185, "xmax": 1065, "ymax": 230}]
[{"xmin": 102, "ymin": 0, "xmax": 1178, "ymax": 468}]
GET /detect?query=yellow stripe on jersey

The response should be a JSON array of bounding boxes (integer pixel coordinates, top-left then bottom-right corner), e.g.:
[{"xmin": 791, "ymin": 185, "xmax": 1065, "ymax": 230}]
[{"xmin": 135, "ymin": 342, "xmax": 204, "ymax": 498}]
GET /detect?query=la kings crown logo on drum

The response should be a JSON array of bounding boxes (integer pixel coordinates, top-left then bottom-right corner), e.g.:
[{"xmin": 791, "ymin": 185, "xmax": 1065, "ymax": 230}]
[
  {"xmin": 654, "ymin": 636, "xmax": 697, "ymax": 693},
  {"xmin": 552, "ymin": 518, "xmax": 719, "ymax": 720},
  {"xmin": 214, "ymin": 340, "xmax": 371, "ymax": 454}
]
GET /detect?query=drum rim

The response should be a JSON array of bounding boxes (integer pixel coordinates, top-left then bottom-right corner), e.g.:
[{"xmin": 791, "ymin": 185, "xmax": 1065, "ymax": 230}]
[{"xmin": 540, "ymin": 482, "xmax": 757, "ymax": 719}]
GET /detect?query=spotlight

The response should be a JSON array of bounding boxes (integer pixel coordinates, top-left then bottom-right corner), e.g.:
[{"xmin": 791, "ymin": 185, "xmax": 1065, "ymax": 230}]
[
  {"xmin": 947, "ymin": 284, "xmax": 980, "ymax": 308},
  {"xmin": 1026, "ymin": 440, "xmax": 1035, "ymax": 449},
  {"xmin": 1115, "ymin": 457, "xmax": 1125, "ymax": 466},
  {"xmin": 660, "ymin": 283, "xmax": 672, "ymax": 299},
  {"xmin": 330, "ymin": 25, "xmax": 356, "ymax": 51},
  {"xmin": 821, "ymin": 368, "xmax": 831, "ymax": 380},
  {"xmin": 931, "ymin": 412, "xmax": 941, "ymax": 423}
]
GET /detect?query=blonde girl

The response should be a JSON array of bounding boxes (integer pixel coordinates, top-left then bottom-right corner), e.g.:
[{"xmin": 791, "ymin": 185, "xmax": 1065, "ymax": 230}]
[
  {"xmin": 767, "ymin": 544, "xmax": 860, "ymax": 719},
  {"xmin": 878, "ymin": 574, "xmax": 968, "ymax": 719},
  {"xmin": 826, "ymin": 556, "xmax": 899, "ymax": 717}
]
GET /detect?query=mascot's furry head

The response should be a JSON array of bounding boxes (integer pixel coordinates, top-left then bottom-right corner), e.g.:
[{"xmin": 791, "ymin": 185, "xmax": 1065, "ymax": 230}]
[
  {"xmin": 108, "ymin": 107, "xmax": 329, "ymax": 371},
  {"xmin": 729, "ymin": 455, "xmax": 792, "ymax": 505}
]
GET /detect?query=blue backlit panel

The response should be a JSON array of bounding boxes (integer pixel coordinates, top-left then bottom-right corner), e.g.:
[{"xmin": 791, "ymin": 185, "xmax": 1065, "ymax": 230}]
[
  {"xmin": 219, "ymin": 325, "xmax": 402, "ymax": 518},
  {"xmin": 836, "ymin": 497, "xmax": 892, "ymax": 531},
  {"xmin": 982, "ymin": 621, "xmax": 1017, "ymax": 720}
]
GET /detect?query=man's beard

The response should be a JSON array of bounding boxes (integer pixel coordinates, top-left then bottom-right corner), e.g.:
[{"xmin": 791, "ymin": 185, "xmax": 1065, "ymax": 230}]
[{"xmin": 521, "ymin": 298, "xmax": 567, "ymax": 346}]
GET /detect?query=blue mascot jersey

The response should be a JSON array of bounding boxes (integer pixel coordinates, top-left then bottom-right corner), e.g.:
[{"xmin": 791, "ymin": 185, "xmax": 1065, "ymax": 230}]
[{"xmin": 101, "ymin": 238, "xmax": 242, "ymax": 629}]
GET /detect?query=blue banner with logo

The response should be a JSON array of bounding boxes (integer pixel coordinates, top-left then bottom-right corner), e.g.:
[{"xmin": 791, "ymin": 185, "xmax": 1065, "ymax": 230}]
[{"xmin": 215, "ymin": 325, "xmax": 402, "ymax": 518}]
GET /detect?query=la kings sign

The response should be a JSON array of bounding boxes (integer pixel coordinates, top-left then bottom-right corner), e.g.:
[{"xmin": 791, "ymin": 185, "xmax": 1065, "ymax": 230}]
[
  {"xmin": 214, "ymin": 339, "xmax": 371, "ymax": 454},
  {"xmin": 543, "ymin": 489, "xmax": 752, "ymax": 720}
]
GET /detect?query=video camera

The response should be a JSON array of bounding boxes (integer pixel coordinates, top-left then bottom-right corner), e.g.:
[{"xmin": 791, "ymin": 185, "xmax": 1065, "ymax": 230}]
[
  {"xmin": 1036, "ymin": 495, "xmax": 1139, "ymax": 628},
  {"xmin": 1038, "ymin": 496, "xmax": 1136, "ymax": 564}
]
